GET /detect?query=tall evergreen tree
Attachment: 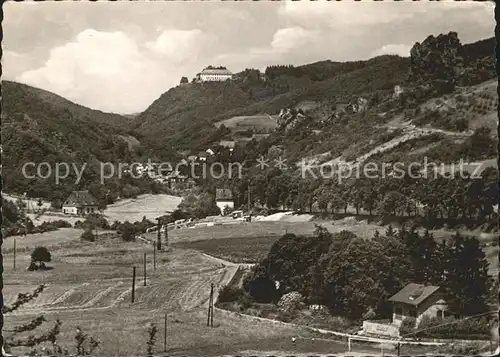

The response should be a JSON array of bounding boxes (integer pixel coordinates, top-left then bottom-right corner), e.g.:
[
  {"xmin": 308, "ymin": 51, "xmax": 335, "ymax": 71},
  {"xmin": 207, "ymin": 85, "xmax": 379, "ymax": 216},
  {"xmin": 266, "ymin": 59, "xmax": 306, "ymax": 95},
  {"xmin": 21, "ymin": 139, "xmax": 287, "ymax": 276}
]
[{"xmin": 442, "ymin": 232, "xmax": 491, "ymax": 316}]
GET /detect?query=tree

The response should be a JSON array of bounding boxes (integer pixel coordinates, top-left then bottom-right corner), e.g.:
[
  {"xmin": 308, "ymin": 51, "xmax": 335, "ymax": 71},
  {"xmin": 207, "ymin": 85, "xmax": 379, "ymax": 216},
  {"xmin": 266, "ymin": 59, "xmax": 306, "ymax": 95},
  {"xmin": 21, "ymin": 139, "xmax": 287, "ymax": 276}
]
[
  {"xmin": 242, "ymin": 260, "xmax": 277, "ymax": 303},
  {"xmin": 119, "ymin": 221, "xmax": 137, "ymax": 242},
  {"xmin": 441, "ymin": 233, "xmax": 491, "ymax": 316},
  {"xmin": 180, "ymin": 76, "xmax": 189, "ymax": 84},
  {"xmin": 80, "ymin": 229, "xmax": 96, "ymax": 242},
  {"xmin": 30, "ymin": 246, "xmax": 52, "ymax": 269}
]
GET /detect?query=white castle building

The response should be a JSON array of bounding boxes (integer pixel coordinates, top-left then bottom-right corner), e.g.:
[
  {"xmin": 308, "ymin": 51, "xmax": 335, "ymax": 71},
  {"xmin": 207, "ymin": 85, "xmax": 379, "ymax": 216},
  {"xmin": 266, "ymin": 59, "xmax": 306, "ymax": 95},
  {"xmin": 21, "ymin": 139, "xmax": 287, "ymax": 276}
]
[{"xmin": 196, "ymin": 66, "xmax": 233, "ymax": 82}]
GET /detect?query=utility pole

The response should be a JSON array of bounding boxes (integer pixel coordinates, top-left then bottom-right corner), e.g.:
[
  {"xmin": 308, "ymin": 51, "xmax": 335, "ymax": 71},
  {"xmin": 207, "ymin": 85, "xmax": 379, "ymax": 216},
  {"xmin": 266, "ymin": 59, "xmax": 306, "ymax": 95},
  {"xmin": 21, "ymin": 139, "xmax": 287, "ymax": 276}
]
[
  {"xmin": 164, "ymin": 219, "xmax": 169, "ymax": 249},
  {"xmin": 207, "ymin": 283, "xmax": 214, "ymax": 327},
  {"xmin": 131, "ymin": 266, "xmax": 136, "ymax": 303},
  {"xmin": 164, "ymin": 313, "xmax": 167, "ymax": 353},
  {"xmin": 13, "ymin": 239, "xmax": 16, "ymax": 270},
  {"xmin": 156, "ymin": 218, "xmax": 162, "ymax": 251},
  {"xmin": 210, "ymin": 287, "xmax": 214, "ymax": 328},
  {"xmin": 153, "ymin": 244, "xmax": 156, "ymax": 271},
  {"xmin": 143, "ymin": 252, "xmax": 147, "ymax": 286},
  {"xmin": 247, "ymin": 184, "xmax": 251, "ymax": 213}
]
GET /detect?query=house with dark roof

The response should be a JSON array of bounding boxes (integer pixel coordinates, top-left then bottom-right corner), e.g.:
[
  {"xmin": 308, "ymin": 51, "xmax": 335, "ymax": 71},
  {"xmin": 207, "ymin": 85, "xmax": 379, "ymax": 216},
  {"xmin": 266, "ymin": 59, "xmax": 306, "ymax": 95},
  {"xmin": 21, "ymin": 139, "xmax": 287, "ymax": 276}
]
[
  {"xmin": 388, "ymin": 283, "xmax": 451, "ymax": 327},
  {"xmin": 215, "ymin": 188, "xmax": 234, "ymax": 215},
  {"xmin": 62, "ymin": 190, "xmax": 99, "ymax": 216}
]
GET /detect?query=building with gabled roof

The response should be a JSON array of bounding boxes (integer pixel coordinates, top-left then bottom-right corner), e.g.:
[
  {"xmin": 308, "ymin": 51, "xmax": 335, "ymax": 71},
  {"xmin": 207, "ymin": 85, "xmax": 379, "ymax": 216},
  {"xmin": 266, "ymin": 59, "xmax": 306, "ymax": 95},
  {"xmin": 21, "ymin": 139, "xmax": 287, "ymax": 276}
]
[
  {"xmin": 389, "ymin": 283, "xmax": 452, "ymax": 327},
  {"xmin": 62, "ymin": 190, "xmax": 99, "ymax": 215}
]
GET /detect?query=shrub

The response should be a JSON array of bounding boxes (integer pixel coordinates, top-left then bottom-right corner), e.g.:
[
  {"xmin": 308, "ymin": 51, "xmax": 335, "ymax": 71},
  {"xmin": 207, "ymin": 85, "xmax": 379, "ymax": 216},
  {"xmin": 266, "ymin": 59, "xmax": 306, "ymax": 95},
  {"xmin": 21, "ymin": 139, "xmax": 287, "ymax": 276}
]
[
  {"xmin": 277, "ymin": 309, "xmax": 298, "ymax": 323},
  {"xmin": 75, "ymin": 326, "xmax": 100, "ymax": 356},
  {"xmin": 80, "ymin": 229, "xmax": 95, "ymax": 242},
  {"xmin": 145, "ymin": 323, "xmax": 158, "ymax": 357},
  {"xmin": 237, "ymin": 293, "xmax": 253, "ymax": 311},
  {"xmin": 118, "ymin": 221, "xmax": 137, "ymax": 241},
  {"xmin": 218, "ymin": 285, "xmax": 246, "ymax": 303},
  {"xmin": 399, "ymin": 317, "xmax": 416, "ymax": 336}
]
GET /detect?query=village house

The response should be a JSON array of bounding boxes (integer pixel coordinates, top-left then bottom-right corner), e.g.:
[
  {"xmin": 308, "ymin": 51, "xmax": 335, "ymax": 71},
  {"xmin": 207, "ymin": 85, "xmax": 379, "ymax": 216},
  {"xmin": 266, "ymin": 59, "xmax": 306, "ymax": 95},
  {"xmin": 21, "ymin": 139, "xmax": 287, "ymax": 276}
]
[
  {"xmin": 362, "ymin": 283, "xmax": 452, "ymax": 337},
  {"xmin": 389, "ymin": 283, "xmax": 451, "ymax": 327},
  {"xmin": 62, "ymin": 190, "xmax": 99, "ymax": 216},
  {"xmin": 196, "ymin": 66, "xmax": 233, "ymax": 82},
  {"xmin": 215, "ymin": 188, "xmax": 234, "ymax": 215}
]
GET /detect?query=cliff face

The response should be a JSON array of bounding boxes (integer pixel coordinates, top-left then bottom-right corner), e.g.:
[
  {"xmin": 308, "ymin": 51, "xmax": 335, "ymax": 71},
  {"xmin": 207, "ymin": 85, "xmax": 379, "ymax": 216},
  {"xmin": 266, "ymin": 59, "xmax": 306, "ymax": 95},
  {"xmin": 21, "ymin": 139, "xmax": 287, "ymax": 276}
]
[
  {"xmin": 408, "ymin": 32, "xmax": 464, "ymax": 86},
  {"xmin": 409, "ymin": 32, "xmax": 495, "ymax": 88}
]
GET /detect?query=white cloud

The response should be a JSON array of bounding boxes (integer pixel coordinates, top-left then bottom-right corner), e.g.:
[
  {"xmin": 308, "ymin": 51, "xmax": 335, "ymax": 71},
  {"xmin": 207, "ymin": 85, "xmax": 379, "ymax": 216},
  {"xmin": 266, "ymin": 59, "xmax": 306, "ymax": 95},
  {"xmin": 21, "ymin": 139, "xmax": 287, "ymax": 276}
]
[
  {"xmin": 3, "ymin": 50, "xmax": 34, "ymax": 79},
  {"xmin": 371, "ymin": 44, "xmax": 412, "ymax": 58},
  {"xmin": 271, "ymin": 27, "xmax": 317, "ymax": 52},
  {"xmin": 145, "ymin": 29, "xmax": 216, "ymax": 63},
  {"xmin": 17, "ymin": 29, "xmax": 176, "ymax": 113}
]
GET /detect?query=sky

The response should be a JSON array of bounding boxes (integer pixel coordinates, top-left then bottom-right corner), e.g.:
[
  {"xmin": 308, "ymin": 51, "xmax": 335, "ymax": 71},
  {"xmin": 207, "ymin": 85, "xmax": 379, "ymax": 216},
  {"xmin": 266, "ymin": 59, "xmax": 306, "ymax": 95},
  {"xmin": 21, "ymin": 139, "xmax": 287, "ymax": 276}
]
[{"xmin": 3, "ymin": 0, "xmax": 494, "ymax": 114}]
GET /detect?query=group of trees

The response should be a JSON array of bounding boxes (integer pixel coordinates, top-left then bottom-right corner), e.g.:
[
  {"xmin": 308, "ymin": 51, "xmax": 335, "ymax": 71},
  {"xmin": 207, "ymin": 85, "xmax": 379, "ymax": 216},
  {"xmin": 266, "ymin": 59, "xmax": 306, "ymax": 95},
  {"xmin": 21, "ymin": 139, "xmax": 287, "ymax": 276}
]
[
  {"xmin": 177, "ymin": 190, "xmax": 221, "ymax": 219},
  {"xmin": 214, "ymin": 165, "xmax": 497, "ymax": 229},
  {"xmin": 243, "ymin": 225, "xmax": 494, "ymax": 321}
]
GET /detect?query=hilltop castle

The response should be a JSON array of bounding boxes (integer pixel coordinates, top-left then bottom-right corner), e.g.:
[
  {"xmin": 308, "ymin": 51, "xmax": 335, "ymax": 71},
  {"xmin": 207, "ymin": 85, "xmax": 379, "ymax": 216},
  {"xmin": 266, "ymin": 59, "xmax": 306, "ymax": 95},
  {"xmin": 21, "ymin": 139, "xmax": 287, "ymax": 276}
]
[{"xmin": 195, "ymin": 66, "xmax": 233, "ymax": 82}]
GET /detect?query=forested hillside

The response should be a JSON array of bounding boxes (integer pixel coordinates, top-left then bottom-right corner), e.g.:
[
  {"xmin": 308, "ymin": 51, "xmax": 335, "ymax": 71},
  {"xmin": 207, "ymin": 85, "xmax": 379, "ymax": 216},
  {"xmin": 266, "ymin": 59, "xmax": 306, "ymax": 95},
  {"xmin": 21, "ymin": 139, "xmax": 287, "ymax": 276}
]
[{"xmin": 1, "ymin": 81, "xmax": 157, "ymax": 205}]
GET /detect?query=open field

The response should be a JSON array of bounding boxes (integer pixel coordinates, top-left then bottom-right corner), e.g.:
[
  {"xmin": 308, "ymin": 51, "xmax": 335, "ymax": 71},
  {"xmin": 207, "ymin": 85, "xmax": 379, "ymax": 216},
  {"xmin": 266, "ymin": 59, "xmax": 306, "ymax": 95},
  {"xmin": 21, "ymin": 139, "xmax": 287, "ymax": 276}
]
[
  {"xmin": 174, "ymin": 236, "xmax": 277, "ymax": 263},
  {"xmin": 149, "ymin": 218, "xmax": 382, "ymax": 245},
  {"xmin": 214, "ymin": 114, "xmax": 278, "ymax": 131},
  {"xmin": 102, "ymin": 193, "xmax": 182, "ymax": 223},
  {"xmin": 26, "ymin": 212, "xmax": 83, "ymax": 227},
  {"xmin": 2, "ymin": 228, "xmax": 114, "ymax": 254}
]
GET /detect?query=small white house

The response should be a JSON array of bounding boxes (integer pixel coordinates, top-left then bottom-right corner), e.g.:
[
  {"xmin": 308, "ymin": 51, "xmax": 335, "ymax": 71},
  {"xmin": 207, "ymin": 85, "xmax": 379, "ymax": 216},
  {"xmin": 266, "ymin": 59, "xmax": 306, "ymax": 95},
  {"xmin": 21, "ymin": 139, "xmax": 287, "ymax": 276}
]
[
  {"xmin": 62, "ymin": 190, "xmax": 99, "ymax": 216},
  {"xmin": 215, "ymin": 188, "xmax": 234, "ymax": 215},
  {"xmin": 206, "ymin": 148, "xmax": 215, "ymax": 156}
]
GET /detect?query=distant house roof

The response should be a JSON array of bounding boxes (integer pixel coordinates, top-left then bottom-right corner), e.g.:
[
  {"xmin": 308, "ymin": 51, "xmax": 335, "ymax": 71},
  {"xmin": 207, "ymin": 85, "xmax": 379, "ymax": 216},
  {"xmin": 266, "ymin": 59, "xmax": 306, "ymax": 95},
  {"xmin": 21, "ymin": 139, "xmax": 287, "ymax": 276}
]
[
  {"xmin": 388, "ymin": 283, "xmax": 441, "ymax": 307},
  {"xmin": 216, "ymin": 188, "xmax": 233, "ymax": 201},
  {"xmin": 63, "ymin": 190, "xmax": 98, "ymax": 207}
]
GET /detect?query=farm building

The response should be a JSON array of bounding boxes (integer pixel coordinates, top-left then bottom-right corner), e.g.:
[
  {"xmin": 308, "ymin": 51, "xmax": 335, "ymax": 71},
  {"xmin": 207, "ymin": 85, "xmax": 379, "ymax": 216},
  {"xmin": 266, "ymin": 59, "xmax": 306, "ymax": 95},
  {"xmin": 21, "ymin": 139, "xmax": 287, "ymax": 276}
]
[
  {"xmin": 215, "ymin": 188, "xmax": 234, "ymax": 215},
  {"xmin": 62, "ymin": 190, "xmax": 99, "ymax": 215}
]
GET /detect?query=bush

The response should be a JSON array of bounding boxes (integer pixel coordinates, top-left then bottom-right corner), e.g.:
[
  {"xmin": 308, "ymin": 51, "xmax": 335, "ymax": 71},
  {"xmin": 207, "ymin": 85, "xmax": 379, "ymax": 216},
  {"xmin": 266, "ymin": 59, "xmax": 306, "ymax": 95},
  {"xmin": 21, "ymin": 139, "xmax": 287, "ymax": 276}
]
[
  {"xmin": 399, "ymin": 317, "xmax": 416, "ymax": 336},
  {"xmin": 80, "ymin": 229, "xmax": 96, "ymax": 242},
  {"xmin": 237, "ymin": 293, "xmax": 253, "ymax": 311},
  {"xmin": 277, "ymin": 309, "xmax": 298, "ymax": 323},
  {"xmin": 118, "ymin": 222, "xmax": 137, "ymax": 242},
  {"xmin": 218, "ymin": 285, "xmax": 246, "ymax": 303}
]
